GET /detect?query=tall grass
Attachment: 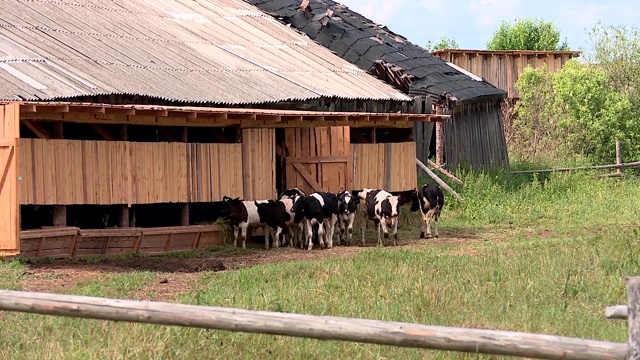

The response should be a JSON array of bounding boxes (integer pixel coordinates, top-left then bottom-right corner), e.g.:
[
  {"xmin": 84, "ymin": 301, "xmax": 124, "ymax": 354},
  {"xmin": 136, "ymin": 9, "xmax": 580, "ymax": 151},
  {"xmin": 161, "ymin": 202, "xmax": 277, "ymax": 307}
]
[{"xmin": 0, "ymin": 165, "xmax": 639, "ymax": 359}]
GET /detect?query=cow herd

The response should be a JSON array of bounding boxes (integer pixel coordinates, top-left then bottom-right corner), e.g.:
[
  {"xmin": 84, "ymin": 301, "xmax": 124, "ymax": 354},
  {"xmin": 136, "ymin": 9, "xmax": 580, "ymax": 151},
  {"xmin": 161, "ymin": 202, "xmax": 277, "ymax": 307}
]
[{"xmin": 219, "ymin": 183, "xmax": 445, "ymax": 250}]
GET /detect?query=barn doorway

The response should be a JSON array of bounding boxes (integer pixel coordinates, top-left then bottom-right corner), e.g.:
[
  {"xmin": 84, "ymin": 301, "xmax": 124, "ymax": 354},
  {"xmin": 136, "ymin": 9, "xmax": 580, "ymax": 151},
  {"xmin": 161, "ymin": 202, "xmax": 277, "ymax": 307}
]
[{"xmin": 280, "ymin": 127, "xmax": 352, "ymax": 194}]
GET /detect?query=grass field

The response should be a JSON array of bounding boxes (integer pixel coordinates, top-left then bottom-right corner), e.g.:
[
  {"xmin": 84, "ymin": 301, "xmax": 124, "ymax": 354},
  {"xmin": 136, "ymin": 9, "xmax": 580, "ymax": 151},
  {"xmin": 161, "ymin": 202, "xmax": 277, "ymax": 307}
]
[{"xmin": 1, "ymin": 166, "xmax": 639, "ymax": 359}]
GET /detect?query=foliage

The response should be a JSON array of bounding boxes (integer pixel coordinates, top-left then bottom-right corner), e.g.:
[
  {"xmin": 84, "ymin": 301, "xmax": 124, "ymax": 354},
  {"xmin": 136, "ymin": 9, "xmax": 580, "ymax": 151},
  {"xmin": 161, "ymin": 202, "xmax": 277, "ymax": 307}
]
[
  {"xmin": 511, "ymin": 22, "xmax": 640, "ymax": 164},
  {"xmin": 486, "ymin": 17, "xmax": 569, "ymax": 51},
  {"xmin": 1, "ymin": 169, "xmax": 639, "ymax": 359},
  {"xmin": 426, "ymin": 36, "xmax": 459, "ymax": 52}
]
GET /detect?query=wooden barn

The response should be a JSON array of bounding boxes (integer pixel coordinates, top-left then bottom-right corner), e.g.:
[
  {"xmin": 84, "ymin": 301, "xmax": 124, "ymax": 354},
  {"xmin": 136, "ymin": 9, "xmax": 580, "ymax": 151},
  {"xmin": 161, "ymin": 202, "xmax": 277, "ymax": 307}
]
[
  {"xmin": 248, "ymin": 0, "xmax": 511, "ymax": 171},
  {"xmin": 0, "ymin": 0, "xmax": 445, "ymax": 258},
  {"xmin": 431, "ymin": 49, "xmax": 582, "ymax": 100}
]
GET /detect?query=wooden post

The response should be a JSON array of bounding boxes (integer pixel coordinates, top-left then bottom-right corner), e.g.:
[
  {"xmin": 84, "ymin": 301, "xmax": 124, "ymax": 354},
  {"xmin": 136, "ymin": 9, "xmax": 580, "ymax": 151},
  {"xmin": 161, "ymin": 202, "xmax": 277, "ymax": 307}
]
[
  {"xmin": 0, "ymin": 289, "xmax": 628, "ymax": 360},
  {"xmin": 616, "ymin": 140, "xmax": 623, "ymax": 176},
  {"xmin": 180, "ymin": 127, "xmax": 189, "ymax": 226},
  {"xmin": 435, "ymin": 105, "xmax": 445, "ymax": 167},
  {"xmin": 626, "ymin": 276, "xmax": 640, "ymax": 360},
  {"xmin": 416, "ymin": 159, "xmax": 463, "ymax": 202},
  {"xmin": 52, "ymin": 122, "xmax": 66, "ymax": 226},
  {"xmin": 119, "ymin": 125, "xmax": 129, "ymax": 227}
]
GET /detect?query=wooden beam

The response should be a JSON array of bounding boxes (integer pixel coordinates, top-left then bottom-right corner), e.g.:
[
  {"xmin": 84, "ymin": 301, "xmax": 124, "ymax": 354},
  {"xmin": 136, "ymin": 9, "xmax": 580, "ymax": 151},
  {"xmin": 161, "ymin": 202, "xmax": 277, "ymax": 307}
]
[
  {"xmin": 292, "ymin": 162, "xmax": 323, "ymax": 192},
  {"xmin": 256, "ymin": 114, "xmax": 281, "ymax": 122},
  {"xmin": 90, "ymin": 124, "xmax": 117, "ymax": 141},
  {"xmin": 105, "ymin": 108, "xmax": 136, "ymax": 116},
  {"xmin": 22, "ymin": 120, "xmax": 51, "ymax": 139},
  {"xmin": 605, "ymin": 305, "xmax": 629, "ymax": 320},
  {"xmin": 168, "ymin": 110, "xmax": 197, "ymax": 119},
  {"xmin": 68, "ymin": 106, "xmax": 106, "ymax": 114},
  {"xmin": 227, "ymin": 113, "xmax": 256, "ymax": 121},
  {"xmin": 0, "ymin": 289, "xmax": 627, "ymax": 360},
  {"xmin": 36, "ymin": 105, "xmax": 69, "ymax": 113},
  {"xmin": 19, "ymin": 104, "xmax": 37, "ymax": 113},
  {"xmin": 626, "ymin": 277, "xmax": 640, "ymax": 359},
  {"xmin": 288, "ymin": 156, "xmax": 348, "ymax": 163},
  {"xmin": 416, "ymin": 159, "xmax": 463, "ymax": 202},
  {"xmin": 194, "ymin": 112, "xmax": 227, "ymax": 120},
  {"xmin": 135, "ymin": 109, "xmax": 168, "ymax": 117}
]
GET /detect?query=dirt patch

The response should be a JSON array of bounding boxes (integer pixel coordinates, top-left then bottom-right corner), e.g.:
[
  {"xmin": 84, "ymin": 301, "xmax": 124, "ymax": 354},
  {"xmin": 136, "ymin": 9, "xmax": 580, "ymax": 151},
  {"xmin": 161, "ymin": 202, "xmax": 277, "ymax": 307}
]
[{"xmin": 18, "ymin": 230, "xmax": 487, "ymax": 298}]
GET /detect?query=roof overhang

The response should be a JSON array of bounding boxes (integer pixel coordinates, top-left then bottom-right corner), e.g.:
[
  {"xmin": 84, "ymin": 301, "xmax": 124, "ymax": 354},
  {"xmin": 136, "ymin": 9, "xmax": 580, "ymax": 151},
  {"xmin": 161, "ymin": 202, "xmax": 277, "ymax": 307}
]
[{"xmin": 12, "ymin": 101, "xmax": 449, "ymax": 127}]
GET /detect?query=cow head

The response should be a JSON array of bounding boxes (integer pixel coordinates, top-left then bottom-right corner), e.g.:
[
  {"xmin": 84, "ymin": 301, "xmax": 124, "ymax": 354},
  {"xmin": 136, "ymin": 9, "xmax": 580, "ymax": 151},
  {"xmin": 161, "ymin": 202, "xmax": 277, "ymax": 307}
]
[
  {"xmin": 338, "ymin": 190, "xmax": 357, "ymax": 215},
  {"xmin": 378, "ymin": 195, "xmax": 399, "ymax": 221},
  {"xmin": 291, "ymin": 195, "xmax": 307, "ymax": 223}
]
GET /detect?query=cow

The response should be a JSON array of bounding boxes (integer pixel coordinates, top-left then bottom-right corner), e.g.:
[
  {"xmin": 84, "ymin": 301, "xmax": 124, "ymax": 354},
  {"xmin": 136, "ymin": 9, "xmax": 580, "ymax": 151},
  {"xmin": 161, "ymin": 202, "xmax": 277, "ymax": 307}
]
[
  {"xmin": 357, "ymin": 188, "xmax": 400, "ymax": 247},
  {"xmin": 291, "ymin": 191, "xmax": 339, "ymax": 250},
  {"xmin": 221, "ymin": 197, "xmax": 290, "ymax": 250},
  {"xmin": 278, "ymin": 188, "xmax": 308, "ymax": 248},
  {"xmin": 336, "ymin": 190, "xmax": 358, "ymax": 246},
  {"xmin": 410, "ymin": 183, "xmax": 444, "ymax": 239}
]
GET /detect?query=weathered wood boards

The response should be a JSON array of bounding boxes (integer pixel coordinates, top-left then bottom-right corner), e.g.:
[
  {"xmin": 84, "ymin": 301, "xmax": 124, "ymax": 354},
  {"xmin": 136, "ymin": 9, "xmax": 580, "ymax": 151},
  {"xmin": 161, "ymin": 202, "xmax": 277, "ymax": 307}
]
[
  {"xmin": 18, "ymin": 225, "xmax": 226, "ymax": 259},
  {"xmin": 0, "ymin": 103, "xmax": 20, "ymax": 255},
  {"xmin": 18, "ymin": 139, "xmax": 245, "ymax": 204},
  {"xmin": 352, "ymin": 142, "xmax": 417, "ymax": 192},
  {"xmin": 284, "ymin": 126, "xmax": 352, "ymax": 194}
]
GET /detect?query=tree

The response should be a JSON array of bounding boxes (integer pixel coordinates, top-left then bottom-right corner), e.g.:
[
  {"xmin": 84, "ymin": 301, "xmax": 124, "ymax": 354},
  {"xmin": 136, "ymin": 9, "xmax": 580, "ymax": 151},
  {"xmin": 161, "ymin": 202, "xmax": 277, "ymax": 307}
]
[
  {"xmin": 486, "ymin": 17, "xmax": 569, "ymax": 51},
  {"xmin": 426, "ymin": 36, "xmax": 459, "ymax": 52}
]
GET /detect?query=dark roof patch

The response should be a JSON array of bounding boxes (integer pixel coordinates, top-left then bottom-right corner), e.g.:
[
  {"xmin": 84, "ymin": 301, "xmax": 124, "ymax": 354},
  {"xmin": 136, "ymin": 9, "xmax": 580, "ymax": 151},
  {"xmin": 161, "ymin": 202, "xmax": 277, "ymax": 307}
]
[{"xmin": 246, "ymin": 0, "xmax": 507, "ymax": 103}]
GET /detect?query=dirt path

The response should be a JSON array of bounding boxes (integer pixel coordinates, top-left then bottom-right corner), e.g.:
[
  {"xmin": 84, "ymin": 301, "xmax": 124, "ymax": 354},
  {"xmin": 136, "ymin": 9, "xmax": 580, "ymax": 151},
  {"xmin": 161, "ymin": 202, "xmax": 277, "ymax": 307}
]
[{"xmin": 18, "ymin": 230, "xmax": 490, "ymax": 302}]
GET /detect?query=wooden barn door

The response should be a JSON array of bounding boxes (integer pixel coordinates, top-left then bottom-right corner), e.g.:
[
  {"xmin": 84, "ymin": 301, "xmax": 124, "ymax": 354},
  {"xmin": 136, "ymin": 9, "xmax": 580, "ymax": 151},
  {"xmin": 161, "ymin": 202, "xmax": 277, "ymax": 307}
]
[
  {"xmin": 0, "ymin": 103, "xmax": 20, "ymax": 255},
  {"xmin": 283, "ymin": 127, "xmax": 352, "ymax": 194}
]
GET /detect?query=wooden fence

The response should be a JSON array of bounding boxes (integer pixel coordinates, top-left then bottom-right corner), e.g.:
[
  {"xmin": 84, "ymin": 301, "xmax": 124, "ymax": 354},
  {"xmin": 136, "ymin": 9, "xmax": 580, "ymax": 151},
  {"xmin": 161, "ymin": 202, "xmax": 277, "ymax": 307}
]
[{"xmin": 0, "ymin": 276, "xmax": 638, "ymax": 359}]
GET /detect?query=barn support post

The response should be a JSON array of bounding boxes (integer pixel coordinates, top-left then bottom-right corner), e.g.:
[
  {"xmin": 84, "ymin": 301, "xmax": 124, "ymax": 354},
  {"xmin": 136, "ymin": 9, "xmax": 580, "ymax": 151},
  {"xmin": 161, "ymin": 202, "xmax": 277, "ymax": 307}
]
[
  {"xmin": 52, "ymin": 122, "xmax": 66, "ymax": 226},
  {"xmin": 435, "ymin": 105, "xmax": 445, "ymax": 167},
  {"xmin": 118, "ymin": 125, "xmax": 130, "ymax": 227},
  {"xmin": 626, "ymin": 276, "xmax": 640, "ymax": 360},
  {"xmin": 180, "ymin": 126, "xmax": 189, "ymax": 226}
]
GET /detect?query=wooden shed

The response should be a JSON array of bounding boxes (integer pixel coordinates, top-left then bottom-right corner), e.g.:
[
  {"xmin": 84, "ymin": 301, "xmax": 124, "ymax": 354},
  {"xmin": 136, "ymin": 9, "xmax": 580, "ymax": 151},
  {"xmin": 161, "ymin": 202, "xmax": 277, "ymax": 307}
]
[
  {"xmin": 0, "ymin": 0, "xmax": 448, "ymax": 259},
  {"xmin": 431, "ymin": 49, "xmax": 581, "ymax": 99},
  {"xmin": 0, "ymin": 101, "xmax": 444, "ymax": 258}
]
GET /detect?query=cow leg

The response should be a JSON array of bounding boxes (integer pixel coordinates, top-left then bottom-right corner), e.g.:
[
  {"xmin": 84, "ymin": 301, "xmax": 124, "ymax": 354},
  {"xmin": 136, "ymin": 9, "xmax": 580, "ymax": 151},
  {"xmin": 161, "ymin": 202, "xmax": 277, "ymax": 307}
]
[
  {"xmin": 233, "ymin": 226, "xmax": 240, "ymax": 247},
  {"xmin": 337, "ymin": 215, "xmax": 345, "ymax": 245},
  {"xmin": 346, "ymin": 213, "xmax": 355, "ymax": 246},
  {"xmin": 240, "ymin": 223, "xmax": 248, "ymax": 249},
  {"xmin": 376, "ymin": 221, "xmax": 383, "ymax": 247},
  {"xmin": 380, "ymin": 218, "xmax": 390, "ymax": 241},
  {"xmin": 424, "ymin": 208, "xmax": 435, "ymax": 238},
  {"xmin": 262, "ymin": 225, "xmax": 271, "ymax": 249},
  {"xmin": 316, "ymin": 220, "xmax": 326, "ymax": 249},
  {"xmin": 434, "ymin": 210, "xmax": 440, "ymax": 238},
  {"xmin": 305, "ymin": 220, "xmax": 314, "ymax": 250},
  {"xmin": 419, "ymin": 208, "xmax": 427, "ymax": 238},
  {"xmin": 327, "ymin": 214, "xmax": 337, "ymax": 249}
]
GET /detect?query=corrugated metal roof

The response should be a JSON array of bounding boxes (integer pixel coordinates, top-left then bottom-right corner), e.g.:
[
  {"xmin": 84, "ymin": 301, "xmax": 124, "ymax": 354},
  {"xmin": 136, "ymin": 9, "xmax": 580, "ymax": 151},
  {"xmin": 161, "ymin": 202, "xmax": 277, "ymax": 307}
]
[{"xmin": 0, "ymin": 0, "xmax": 411, "ymax": 104}]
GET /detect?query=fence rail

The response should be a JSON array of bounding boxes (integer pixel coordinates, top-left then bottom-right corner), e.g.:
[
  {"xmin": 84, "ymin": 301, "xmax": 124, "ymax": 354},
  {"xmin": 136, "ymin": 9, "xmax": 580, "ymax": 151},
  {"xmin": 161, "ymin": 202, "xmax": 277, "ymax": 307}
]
[{"xmin": 0, "ymin": 279, "xmax": 638, "ymax": 360}]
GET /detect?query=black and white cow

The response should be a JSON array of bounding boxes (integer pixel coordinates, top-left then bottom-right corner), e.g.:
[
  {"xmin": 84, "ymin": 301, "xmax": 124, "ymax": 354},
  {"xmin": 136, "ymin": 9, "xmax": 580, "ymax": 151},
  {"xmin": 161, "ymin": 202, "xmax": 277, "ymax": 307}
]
[
  {"xmin": 357, "ymin": 188, "xmax": 400, "ymax": 247},
  {"xmin": 276, "ymin": 188, "xmax": 309, "ymax": 248},
  {"xmin": 291, "ymin": 191, "xmax": 339, "ymax": 250},
  {"xmin": 221, "ymin": 197, "xmax": 290, "ymax": 249},
  {"xmin": 337, "ymin": 190, "xmax": 358, "ymax": 246},
  {"xmin": 410, "ymin": 183, "xmax": 444, "ymax": 239}
]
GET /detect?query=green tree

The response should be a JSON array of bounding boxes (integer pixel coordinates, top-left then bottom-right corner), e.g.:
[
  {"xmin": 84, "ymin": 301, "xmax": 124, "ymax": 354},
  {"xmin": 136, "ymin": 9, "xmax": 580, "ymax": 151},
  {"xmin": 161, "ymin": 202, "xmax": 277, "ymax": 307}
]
[
  {"xmin": 487, "ymin": 17, "xmax": 569, "ymax": 51},
  {"xmin": 426, "ymin": 36, "xmax": 459, "ymax": 52}
]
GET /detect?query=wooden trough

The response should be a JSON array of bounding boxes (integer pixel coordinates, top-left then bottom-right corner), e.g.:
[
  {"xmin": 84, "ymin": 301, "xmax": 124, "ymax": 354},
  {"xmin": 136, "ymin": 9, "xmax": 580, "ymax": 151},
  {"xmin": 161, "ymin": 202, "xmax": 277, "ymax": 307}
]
[{"xmin": 18, "ymin": 225, "xmax": 226, "ymax": 260}]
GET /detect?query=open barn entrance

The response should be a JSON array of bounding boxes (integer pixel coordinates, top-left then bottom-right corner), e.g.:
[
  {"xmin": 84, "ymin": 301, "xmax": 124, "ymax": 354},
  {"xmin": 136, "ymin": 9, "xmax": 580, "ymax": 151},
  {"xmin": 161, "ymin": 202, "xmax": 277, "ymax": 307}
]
[{"xmin": 282, "ymin": 127, "xmax": 352, "ymax": 194}]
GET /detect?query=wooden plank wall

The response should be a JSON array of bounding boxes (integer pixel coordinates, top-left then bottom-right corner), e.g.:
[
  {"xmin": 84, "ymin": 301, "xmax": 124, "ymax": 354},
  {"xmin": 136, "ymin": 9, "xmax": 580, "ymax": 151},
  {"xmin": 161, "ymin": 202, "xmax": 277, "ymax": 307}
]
[
  {"xmin": 0, "ymin": 103, "xmax": 20, "ymax": 254},
  {"xmin": 187, "ymin": 143, "xmax": 243, "ymax": 202},
  {"xmin": 352, "ymin": 142, "xmax": 417, "ymax": 192},
  {"xmin": 18, "ymin": 139, "xmax": 245, "ymax": 205},
  {"xmin": 284, "ymin": 127, "xmax": 351, "ymax": 194},
  {"xmin": 242, "ymin": 129, "xmax": 276, "ymax": 200},
  {"xmin": 444, "ymin": 100, "xmax": 510, "ymax": 171},
  {"xmin": 433, "ymin": 51, "xmax": 578, "ymax": 99}
]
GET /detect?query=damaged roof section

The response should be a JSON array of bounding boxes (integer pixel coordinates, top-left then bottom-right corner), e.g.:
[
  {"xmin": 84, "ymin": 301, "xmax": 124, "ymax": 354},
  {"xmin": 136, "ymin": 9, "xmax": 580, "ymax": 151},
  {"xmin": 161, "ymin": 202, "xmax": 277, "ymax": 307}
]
[
  {"xmin": 246, "ymin": 0, "xmax": 508, "ymax": 104},
  {"xmin": 0, "ymin": 0, "xmax": 410, "ymax": 104}
]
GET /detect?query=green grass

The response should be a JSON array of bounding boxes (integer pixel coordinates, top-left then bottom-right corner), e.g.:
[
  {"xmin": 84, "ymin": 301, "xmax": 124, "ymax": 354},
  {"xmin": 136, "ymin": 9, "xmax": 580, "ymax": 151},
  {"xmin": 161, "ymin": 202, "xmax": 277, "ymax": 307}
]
[{"xmin": 1, "ymin": 165, "xmax": 639, "ymax": 359}]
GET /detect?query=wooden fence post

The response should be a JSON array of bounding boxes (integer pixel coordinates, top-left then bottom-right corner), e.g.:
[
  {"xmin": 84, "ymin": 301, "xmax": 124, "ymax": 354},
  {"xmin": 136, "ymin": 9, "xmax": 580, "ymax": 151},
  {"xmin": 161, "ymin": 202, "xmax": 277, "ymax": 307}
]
[
  {"xmin": 616, "ymin": 140, "xmax": 623, "ymax": 176},
  {"xmin": 626, "ymin": 276, "xmax": 640, "ymax": 360}
]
